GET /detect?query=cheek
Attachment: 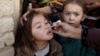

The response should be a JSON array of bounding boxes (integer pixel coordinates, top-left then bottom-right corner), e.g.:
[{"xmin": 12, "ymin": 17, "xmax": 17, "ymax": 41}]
[
  {"xmin": 32, "ymin": 29, "xmax": 40, "ymax": 37},
  {"xmin": 74, "ymin": 18, "xmax": 83, "ymax": 25},
  {"xmin": 77, "ymin": 14, "xmax": 85, "ymax": 21},
  {"xmin": 63, "ymin": 16, "xmax": 69, "ymax": 22},
  {"xmin": 77, "ymin": 17, "xmax": 84, "ymax": 22},
  {"xmin": 32, "ymin": 30, "xmax": 44, "ymax": 40}
]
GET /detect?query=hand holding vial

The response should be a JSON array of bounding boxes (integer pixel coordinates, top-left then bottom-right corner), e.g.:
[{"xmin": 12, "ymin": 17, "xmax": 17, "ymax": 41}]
[{"xmin": 52, "ymin": 20, "xmax": 82, "ymax": 39}]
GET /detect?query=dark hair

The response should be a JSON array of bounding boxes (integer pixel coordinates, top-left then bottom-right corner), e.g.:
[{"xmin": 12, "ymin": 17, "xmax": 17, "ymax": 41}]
[
  {"xmin": 61, "ymin": 0, "xmax": 87, "ymax": 14},
  {"xmin": 14, "ymin": 10, "xmax": 50, "ymax": 56}
]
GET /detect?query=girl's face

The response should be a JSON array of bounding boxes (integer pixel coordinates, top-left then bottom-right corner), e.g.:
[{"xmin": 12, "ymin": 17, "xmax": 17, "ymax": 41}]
[
  {"xmin": 62, "ymin": 3, "xmax": 86, "ymax": 27},
  {"xmin": 31, "ymin": 14, "xmax": 53, "ymax": 41}
]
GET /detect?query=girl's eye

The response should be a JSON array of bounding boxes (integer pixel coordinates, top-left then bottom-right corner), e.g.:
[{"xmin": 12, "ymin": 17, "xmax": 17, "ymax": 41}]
[
  {"xmin": 74, "ymin": 13, "xmax": 79, "ymax": 16},
  {"xmin": 45, "ymin": 21, "xmax": 49, "ymax": 24},
  {"xmin": 37, "ymin": 25, "xmax": 41, "ymax": 29},
  {"xmin": 65, "ymin": 12, "xmax": 70, "ymax": 15},
  {"xmin": 45, "ymin": 22, "xmax": 49, "ymax": 24}
]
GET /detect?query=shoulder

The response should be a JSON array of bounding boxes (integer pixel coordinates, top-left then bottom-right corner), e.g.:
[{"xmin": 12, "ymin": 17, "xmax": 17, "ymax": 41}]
[
  {"xmin": 50, "ymin": 39, "xmax": 61, "ymax": 48},
  {"xmin": 50, "ymin": 39, "xmax": 63, "ymax": 52},
  {"xmin": 49, "ymin": 39, "xmax": 63, "ymax": 56}
]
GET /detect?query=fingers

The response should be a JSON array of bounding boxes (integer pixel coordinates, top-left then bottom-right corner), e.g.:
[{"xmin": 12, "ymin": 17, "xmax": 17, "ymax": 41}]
[
  {"xmin": 23, "ymin": 10, "xmax": 30, "ymax": 21},
  {"xmin": 53, "ymin": 21, "xmax": 65, "ymax": 27},
  {"xmin": 52, "ymin": 21, "xmax": 82, "ymax": 39},
  {"xmin": 52, "ymin": 21, "xmax": 70, "ymax": 37},
  {"xmin": 53, "ymin": 28, "xmax": 70, "ymax": 37},
  {"xmin": 52, "ymin": 21, "xmax": 64, "ymax": 32},
  {"xmin": 20, "ymin": 11, "xmax": 30, "ymax": 26},
  {"xmin": 53, "ymin": 22, "xmax": 71, "ymax": 33},
  {"xmin": 20, "ymin": 16, "xmax": 27, "ymax": 26}
]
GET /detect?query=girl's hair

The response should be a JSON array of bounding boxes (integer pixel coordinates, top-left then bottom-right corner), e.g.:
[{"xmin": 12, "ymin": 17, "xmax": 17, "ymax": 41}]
[
  {"xmin": 61, "ymin": 0, "xmax": 87, "ymax": 14},
  {"xmin": 14, "ymin": 10, "xmax": 50, "ymax": 56}
]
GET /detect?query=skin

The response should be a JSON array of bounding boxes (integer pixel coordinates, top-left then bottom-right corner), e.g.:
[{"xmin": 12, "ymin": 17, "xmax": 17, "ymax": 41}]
[
  {"xmin": 86, "ymin": 1, "xmax": 100, "ymax": 10},
  {"xmin": 22, "ymin": 2, "xmax": 85, "ymax": 39},
  {"xmin": 31, "ymin": 14, "xmax": 53, "ymax": 49},
  {"xmin": 61, "ymin": 3, "xmax": 86, "ymax": 28},
  {"xmin": 53, "ymin": 3, "xmax": 86, "ymax": 39}
]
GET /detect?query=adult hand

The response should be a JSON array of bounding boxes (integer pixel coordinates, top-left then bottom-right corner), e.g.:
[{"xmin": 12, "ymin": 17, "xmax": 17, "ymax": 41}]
[
  {"xmin": 86, "ymin": 1, "xmax": 100, "ymax": 10},
  {"xmin": 20, "ymin": 10, "xmax": 30, "ymax": 26},
  {"xmin": 20, "ymin": 6, "xmax": 52, "ymax": 26},
  {"xmin": 53, "ymin": 22, "xmax": 82, "ymax": 39}
]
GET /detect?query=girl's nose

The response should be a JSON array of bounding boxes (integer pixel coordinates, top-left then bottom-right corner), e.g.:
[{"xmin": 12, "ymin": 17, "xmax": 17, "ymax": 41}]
[
  {"xmin": 45, "ymin": 24, "xmax": 51, "ymax": 29},
  {"xmin": 69, "ymin": 15, "xmax": 74, "ymax": 21}
]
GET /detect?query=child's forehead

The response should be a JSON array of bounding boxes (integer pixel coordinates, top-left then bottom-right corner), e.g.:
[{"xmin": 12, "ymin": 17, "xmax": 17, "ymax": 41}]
[
  {"xmin": 31, "ymin": 16, "xmax": 45, "ymax": 26},
  {"xmin": 32, "ymin": 14, "xmax": 47, "ymax": 22},
  {"xmin": 33, "ymin": 14, "xmax": 45, "ymax": 20},
  {"xmin": 65, "ymin": 3, "xmax": 83, "ymax": 9},
  {"xmin": 32, "ymin": 14, "xmax": 45, "ymax": 19},
  {"xmin": 65, "ymin": 2, "xmax": 80, "ymax": 7}
]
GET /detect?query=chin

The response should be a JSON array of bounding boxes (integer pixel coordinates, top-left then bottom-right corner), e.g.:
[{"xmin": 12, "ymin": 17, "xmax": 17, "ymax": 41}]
[
  {"xmin": 74, "ymin": 24, "xmax": 81, "ymax": 28},
  {"xmin": 69, "ymin": 24, "xmax": 75, "ymax": 27},
  {"xmin": 49, "ymin": 35, "xmax": 53, "ymax": 39},
  {"xmin": 47, "ymin": 35, "xmax": 53, "ymax": 40}
]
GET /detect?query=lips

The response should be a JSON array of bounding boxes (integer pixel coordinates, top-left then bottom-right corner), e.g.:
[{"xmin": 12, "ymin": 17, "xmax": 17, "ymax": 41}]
[
  {"xmin": 47, "ymin": 30, "xmax": 53, "ymax": 35},
  {"xmin": 67, "ymin": 22, "xmax": 74, "ymax": 25},
  {"xmin": 67, "ymin": 22, "xmax": 74, "ymax": 24}
]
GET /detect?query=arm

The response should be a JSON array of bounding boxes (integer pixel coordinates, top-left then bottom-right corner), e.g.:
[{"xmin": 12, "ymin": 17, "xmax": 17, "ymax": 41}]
[
  {"xmin": 86, "ymin": 1, "xmax": 100, "ymax": 10},
  {"xmin": 53, "ymin": 22, "xmax": 100, "ymax": 51},
  {"xmin": 32, "ymin": 0, "xmax": 65, "ymax": 14},
  {"xmin": 33, "ymin": 6, "xmax": 52, "ymax": 14}
]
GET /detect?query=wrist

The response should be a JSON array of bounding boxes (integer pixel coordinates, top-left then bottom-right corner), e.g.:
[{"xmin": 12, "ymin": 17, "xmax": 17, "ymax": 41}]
[{"xmin": 50, "ymin": 3, "xmax": 57, "ymax": 14}]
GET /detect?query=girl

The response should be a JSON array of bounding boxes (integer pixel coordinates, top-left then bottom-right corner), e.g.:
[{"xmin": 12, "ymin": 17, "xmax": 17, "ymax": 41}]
[
  {"xmin": 14, "ymin": 10, "xmax": 63, "ymax": 56},
  {"xmin": 53, "ymin": 0, "xmax": 96, "ymax": 56}
]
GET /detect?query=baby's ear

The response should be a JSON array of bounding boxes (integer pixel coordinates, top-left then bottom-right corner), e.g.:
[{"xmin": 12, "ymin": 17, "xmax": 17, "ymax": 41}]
[{"xmin": 82, "ymin": 14, "xmax": 86, "ymax": 21}]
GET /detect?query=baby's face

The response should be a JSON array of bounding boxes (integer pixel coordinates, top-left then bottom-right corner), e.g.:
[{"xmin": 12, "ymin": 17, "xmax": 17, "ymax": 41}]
[
  {"xmin": 31, "ymin": 14, "xmax": 53, "ymax": 41},
  {"xmin": 62, "ymin": 3, "xmax": 85, "ymax": 28}
]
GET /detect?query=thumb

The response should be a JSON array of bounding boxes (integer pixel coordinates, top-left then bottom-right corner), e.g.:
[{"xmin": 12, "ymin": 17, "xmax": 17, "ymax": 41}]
[
  {"xmin": 57, "ymin": 22, "xmax": 76, "ymax": 32},
  {"xmin": 56, "ymin": 22, "xmax": 66, "ymax": 27}
]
